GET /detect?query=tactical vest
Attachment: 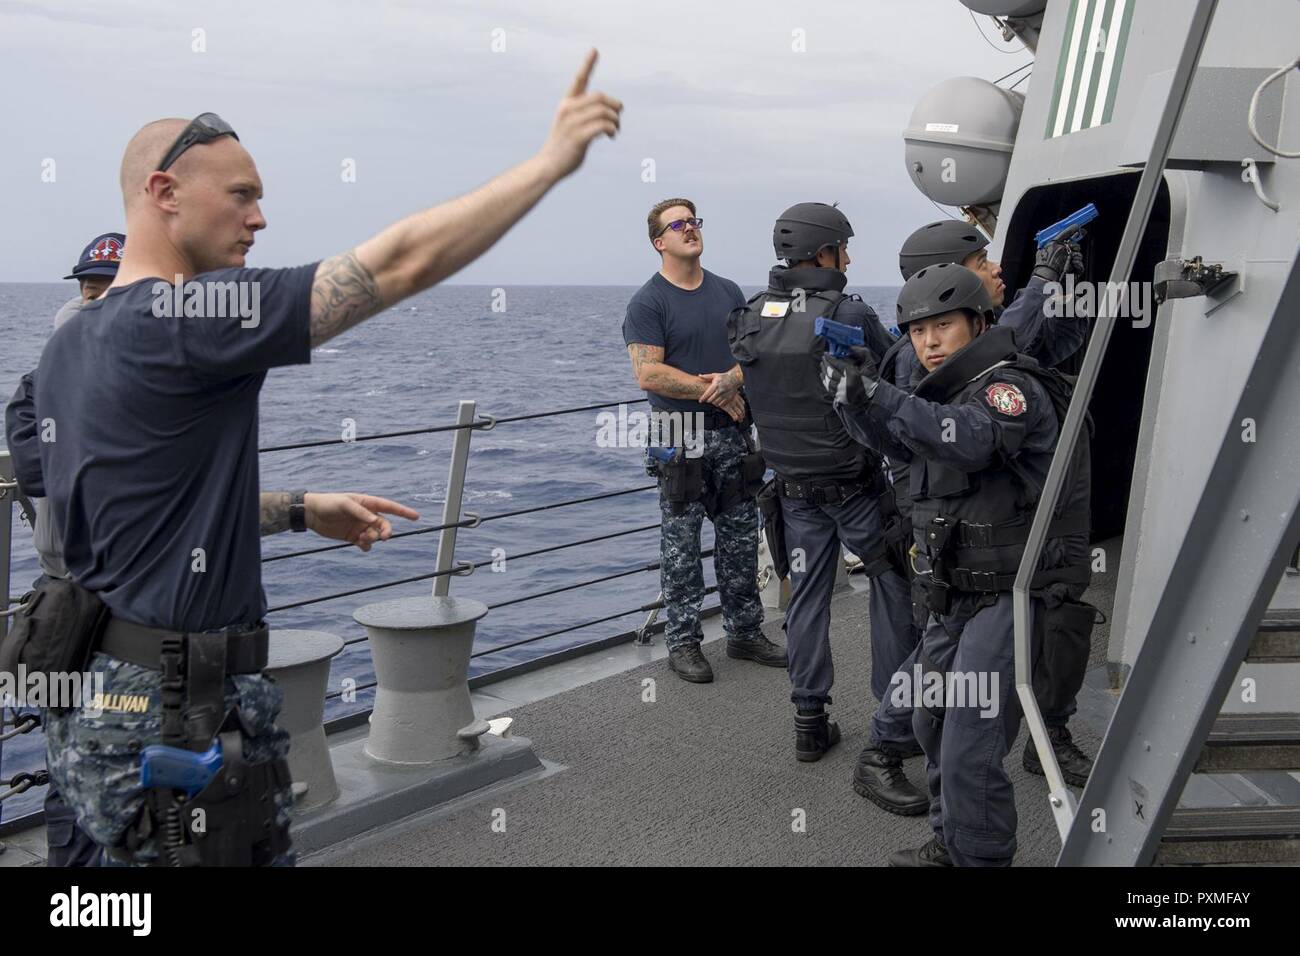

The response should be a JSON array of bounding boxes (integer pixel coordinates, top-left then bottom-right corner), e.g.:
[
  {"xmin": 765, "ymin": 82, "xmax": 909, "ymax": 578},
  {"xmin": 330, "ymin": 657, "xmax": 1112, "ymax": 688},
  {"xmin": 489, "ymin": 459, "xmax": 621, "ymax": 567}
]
[
  {"xmin": 728, "ymin": 288, "xmax": 878, "ymax": 483},
  {"xmin": 907, "ymin": 329, "xmax": 1091, "ymax": 598}
]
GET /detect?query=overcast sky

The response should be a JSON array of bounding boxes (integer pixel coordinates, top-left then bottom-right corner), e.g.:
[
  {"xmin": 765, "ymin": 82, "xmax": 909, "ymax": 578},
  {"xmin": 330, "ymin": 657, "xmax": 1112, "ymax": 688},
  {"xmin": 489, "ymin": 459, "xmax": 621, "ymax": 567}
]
[{"xmin": 0, "ymin": 0, "xmax": 1033, "ymax": 285}]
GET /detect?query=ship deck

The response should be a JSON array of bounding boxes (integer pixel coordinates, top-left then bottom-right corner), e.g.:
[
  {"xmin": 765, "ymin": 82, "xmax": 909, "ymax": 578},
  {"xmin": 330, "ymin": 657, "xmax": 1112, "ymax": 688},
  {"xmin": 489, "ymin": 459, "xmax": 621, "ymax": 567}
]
[{"xmin": 306, "ymin": 546, "xmax": 1122, "ymax": 867}]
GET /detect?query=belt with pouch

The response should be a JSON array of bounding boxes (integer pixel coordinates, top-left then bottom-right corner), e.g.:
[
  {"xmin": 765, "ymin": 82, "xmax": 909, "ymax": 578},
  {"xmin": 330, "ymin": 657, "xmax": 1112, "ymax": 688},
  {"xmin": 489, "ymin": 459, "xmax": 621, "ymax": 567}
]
[
  {"xmin": 698, "ymin": 408, "xmax": 743, "ymax": 430},
  {"xmin": 776, "ymin": 472, "xmax": 881, "ymax": 505},
  {"xmin": 659, "ymin": 407, "xmax": 743, "ymax": 432},
  {"xmin": 99, "ymin": 618, "xmax": 269, "ymax": 674}
]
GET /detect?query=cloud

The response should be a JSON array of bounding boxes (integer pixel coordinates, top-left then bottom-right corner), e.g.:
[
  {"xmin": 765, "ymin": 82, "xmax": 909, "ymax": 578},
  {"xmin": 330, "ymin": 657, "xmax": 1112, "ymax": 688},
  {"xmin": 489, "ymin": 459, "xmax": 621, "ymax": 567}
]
[{"xmin": 0, "ymin": 0, "xmax": 1029, "ymax": 284}]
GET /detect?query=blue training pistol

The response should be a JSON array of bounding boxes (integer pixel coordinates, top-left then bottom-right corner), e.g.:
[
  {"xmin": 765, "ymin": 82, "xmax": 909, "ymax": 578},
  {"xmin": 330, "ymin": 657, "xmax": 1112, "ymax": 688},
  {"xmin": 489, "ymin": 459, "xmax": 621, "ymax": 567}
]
[
  {"xmin": 1035, "ymin": 203, "xmax": 1098, "ymax": 248},
  {"xmin": 140, "ymin": 742, "xmax": 223, "ymax": 797},
  {"xmin": 814, "ymin": 316, "xmax": 865, "ymax": 359},
  {"xmin": 647, "ymin": 445, "xmax": 680, "ymax": 466}
]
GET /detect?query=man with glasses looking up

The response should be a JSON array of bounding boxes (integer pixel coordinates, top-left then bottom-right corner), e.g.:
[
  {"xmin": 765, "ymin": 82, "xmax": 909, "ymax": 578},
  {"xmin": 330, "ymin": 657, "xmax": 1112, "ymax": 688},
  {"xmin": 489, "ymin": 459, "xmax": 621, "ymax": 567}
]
[
  {"xmin": 624, "ymin": 198, "xmax": 786, "ymax": 684},
  {"xmin": 16, "ymin": 50, "xmax": 621, "ymax": 866}
]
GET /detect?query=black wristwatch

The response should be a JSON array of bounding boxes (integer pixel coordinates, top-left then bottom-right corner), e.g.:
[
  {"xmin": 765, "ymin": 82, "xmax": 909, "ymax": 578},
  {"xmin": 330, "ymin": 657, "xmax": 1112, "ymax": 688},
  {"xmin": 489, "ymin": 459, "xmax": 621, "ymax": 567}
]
[{"xmin": 289, "ymin": 490, "xmax": 308, "ymax": 532}]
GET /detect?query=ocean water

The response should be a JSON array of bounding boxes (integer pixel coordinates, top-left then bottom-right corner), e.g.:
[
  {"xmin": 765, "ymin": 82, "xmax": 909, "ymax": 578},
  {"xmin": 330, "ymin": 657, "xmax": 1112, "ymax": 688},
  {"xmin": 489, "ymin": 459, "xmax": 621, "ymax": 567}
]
[{"xmin": 0, "ymin": 280, "xmax": 900, "ymax": 820}]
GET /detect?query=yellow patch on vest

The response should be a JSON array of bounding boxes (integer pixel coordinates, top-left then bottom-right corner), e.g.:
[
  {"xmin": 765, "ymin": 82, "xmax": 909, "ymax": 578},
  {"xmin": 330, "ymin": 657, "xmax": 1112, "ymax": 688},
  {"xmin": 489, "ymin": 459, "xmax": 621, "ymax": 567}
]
[{"xmin": 761, "ymin": 300, "xmax": 790, "ymax": 318}]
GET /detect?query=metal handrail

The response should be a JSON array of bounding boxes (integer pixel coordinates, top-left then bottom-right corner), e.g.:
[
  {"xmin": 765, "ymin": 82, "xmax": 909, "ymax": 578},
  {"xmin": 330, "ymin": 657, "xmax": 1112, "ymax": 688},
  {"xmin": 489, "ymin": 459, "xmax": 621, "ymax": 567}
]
[
  {"xmin": 323, "ymin": 587, "xmax": 725, "ymax": 702},
  {"xmin": 472, "ymin": 586, "xmax": 720, "ymax": 659},
  {"xmin": 269, "ymin": 522, "xmax": 664, "ymax": 614},
  {"xmin": 258, "ymin": 414, "xmax": 496, "ymax": 453},
  {"xmin": 255, "ymin": 398, "xmax": 646, "ymax": 454},
  {"xmin": 0, "ymin": 714, "xmax": 39, "ymax": 743},
  {"xmin": 260, "ymin": 485, "xmax": 657, "ymax": 565},
  {"xmin": 0, "ymin": 396, "xmax": 691, "ymax": 825},
  {"xmin": 488, "ymin": 398, "xmax": 646, "ymax": 425},
  {"xmin": 262, "ymin": 515, "xmax": 481, "ymax": 563},
  {"xmin": 334, "ymin": 547, "xmax": 717, "ymax": 647},
  {"xmin": 1010, "ymin": 0, "xmax": 1218, "ymax": 844}
]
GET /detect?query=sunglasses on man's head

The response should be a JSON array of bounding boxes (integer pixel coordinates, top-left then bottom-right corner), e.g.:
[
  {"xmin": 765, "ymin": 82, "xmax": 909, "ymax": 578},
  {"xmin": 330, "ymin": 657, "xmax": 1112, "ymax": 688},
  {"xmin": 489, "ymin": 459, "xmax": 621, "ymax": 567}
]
[
  {"xmin": 156, "ymin": 112, "xmax": 240, "ymax": 173},
  {"xmin": 657, "ymin": 217, "xmax": 704, "ymax": 237}
]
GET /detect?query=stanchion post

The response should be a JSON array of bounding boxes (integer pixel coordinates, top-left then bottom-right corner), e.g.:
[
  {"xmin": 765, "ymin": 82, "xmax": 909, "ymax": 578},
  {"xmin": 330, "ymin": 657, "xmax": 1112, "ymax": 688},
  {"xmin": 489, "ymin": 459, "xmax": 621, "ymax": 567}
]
[{"xmin": 433, "ymin": 401, "xmax": 476, "ymax": 598}]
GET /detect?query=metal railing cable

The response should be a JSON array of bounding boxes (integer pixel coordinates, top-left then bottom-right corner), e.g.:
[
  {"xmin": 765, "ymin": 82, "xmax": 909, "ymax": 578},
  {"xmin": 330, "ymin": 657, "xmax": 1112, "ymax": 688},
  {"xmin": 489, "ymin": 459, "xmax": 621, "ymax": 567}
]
[
  {"xmin": 0, "ymin": 714, "xmax": 39, "ymax": 743},
  {"xmin": 0, "ymin": 399, "xmax": 671, "ymax": 821},
  {"xmin": 262, "ymin": 515, "xmax": 481, "ymax": 563},
  {"xmin": 258, "ymin": 415, "xmax": 497, "ymax": 453},
  {"xmin": 257, "ymin": 398, "xmax": 647, "ymax": 454},
  {"xmin": 323, "ymin": 588, "xmax": 724, "ymax": 701},
  {"xmin": 487, "ymin": 398, "xmax": 646, "ymax": 426},
  {"xmin": 267, "ymin": 522, "xmax": 664, "ymax": 614},
  {"xmin": 333, "ymin": 547, "xmax": 716, "ymax": 648},
  {"xmin": 0, "ymin": 769, "xmax": 48, "ymax": 804},
  {"xmin": 472, "ymin": 585, "xmax": 720, "ymax": 659},
  {"xmin": 474, "ymin": 484, "xmax": 656, "ymax": 525},
  {"xmin": 261, "ymin": 486, "xmax": 657, "ymax": 565}
]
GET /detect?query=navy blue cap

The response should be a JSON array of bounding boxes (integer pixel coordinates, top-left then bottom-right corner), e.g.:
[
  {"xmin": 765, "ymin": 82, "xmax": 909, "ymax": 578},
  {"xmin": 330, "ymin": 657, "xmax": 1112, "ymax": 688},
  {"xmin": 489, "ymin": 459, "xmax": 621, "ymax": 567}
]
[{"xmin": 64, "ymin": 232, "xmax": 126, "ymax": 280}]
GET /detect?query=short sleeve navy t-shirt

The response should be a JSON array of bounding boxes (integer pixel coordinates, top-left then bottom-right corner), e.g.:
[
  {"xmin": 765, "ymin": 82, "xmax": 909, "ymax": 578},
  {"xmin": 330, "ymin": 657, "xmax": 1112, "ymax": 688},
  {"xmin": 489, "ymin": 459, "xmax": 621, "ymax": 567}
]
[
  {"xmin": 622, "ymin": 269, "xmax": 746, "ymax": 413},
  {"xmin": 34, "ymin": 264, "xmax": 317, "ymax": 631}
]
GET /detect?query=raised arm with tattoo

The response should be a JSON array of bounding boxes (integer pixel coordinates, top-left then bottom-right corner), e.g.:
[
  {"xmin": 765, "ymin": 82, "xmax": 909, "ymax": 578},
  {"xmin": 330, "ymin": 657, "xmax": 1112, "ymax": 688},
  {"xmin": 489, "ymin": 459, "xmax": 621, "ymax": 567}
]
[{"xmin": 310, "ymin": 50, "xmax": 622, "ymax": 347}]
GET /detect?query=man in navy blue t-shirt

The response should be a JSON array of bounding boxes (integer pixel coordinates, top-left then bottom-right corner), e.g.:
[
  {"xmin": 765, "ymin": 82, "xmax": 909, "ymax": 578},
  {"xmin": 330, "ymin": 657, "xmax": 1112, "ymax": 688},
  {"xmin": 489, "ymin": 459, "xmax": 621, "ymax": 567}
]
[
  {"xmin": 16, "ymin": 50, "xmax": 622, "ymax": 865},
  {"xmin": 623, "ymin": 197, "xmax": 786, "ymax": 683}
]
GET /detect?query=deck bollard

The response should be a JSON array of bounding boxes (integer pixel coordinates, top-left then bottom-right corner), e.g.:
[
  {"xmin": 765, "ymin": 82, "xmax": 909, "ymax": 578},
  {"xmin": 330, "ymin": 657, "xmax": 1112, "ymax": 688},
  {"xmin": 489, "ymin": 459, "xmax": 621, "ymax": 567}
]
[
  {"xmin": 352, "ymin": 595, "xmax": 490, "ymax": 764},
  {"xmin": 265, "ymin": 629, "xmax": 345, "ymax": 810}
]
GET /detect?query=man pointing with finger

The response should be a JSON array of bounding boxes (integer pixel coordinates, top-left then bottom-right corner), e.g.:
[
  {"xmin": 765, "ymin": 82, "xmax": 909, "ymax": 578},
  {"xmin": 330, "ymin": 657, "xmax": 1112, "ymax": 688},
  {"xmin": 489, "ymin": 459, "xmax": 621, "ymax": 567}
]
[{"xmin": 17, "ymin": 50, "xmax": 621, "ymax": 866}]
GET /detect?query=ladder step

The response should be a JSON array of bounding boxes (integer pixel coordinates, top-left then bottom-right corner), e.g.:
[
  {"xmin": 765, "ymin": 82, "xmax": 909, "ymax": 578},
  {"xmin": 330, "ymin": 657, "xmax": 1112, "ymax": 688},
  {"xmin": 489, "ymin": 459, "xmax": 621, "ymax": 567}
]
[
  {"xmin": 1196, "ymin": 713, "xmax": 1300, "ymax": 771},
  {"xmin": 1250, "ymin": 611, "xmax": 1300, "ymax": 662},
  {"xmin": 1156, "ymin": 806, "xmax": 1300, "ymax": 865}
]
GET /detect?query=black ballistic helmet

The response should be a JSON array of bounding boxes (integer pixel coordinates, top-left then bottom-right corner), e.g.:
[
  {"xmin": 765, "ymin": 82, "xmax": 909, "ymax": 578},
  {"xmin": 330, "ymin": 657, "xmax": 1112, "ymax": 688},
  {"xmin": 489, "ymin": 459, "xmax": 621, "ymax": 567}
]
[
  {"xmin": 773, "ymin": 202, "xmax": 854, "ymax": 263},
  {"xmin": 896, "ymin": 262, "xmax": 996, "ymax": 333},
  {"xmin": 898, "ymin": 220, "xmax": 989, "ymax": 279}
]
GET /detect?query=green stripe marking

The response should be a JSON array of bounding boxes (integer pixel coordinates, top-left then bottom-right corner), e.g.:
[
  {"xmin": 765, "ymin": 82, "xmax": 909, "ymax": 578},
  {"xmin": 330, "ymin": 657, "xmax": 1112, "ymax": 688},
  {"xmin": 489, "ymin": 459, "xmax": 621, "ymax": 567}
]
[
  {"xmin": 1046, "ymin": 0, "xmax": 1082, "ymax": 137},
  {"xmin": 1101, "ymin": 0, "xmax": 1136, "ymax": 125}
]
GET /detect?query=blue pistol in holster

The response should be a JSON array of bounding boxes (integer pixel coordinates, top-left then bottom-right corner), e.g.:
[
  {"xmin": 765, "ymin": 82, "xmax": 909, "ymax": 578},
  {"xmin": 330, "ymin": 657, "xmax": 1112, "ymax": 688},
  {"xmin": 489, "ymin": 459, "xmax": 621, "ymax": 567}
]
[
  {"xmin": 647, "ymin": 444, "xmax": 703, "ymax": 516},
  {"xmin": 119, "ymin": 629, "xmax": 293, "ymax": 867},
  {"xmin": 141, "ymin": 742, "xmax": 223, "ymax": 797},
  {"xmin": 814, "ymin": 316, "xmax": 865, "ymax": 358},
  {"xmin": 1035, "ymin": 203, "xmax": 1098, "ymax": 247}
]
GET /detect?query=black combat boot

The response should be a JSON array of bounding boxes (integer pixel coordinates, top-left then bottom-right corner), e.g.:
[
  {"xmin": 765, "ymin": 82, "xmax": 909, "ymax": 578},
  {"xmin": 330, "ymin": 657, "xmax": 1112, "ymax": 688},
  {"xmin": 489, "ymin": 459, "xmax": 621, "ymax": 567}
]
[
  {"xmin": 852, "ymin": 746, "xmax": 928, "ymax": 815},
  {"xmin": 1023, "ymin": 724, "xmax": 1093, "ymax": 787},
  {"xmin": 667, "ymin": 642, "xmax": 714, "ymax": 683},
  {"xmin": 888, "ymin": 835, "xmax": 953, "ymax": 867},
  {"xmin": 794, "ymin": 708, "xmax": 841, "ymax": 762},
  {"xmin": 726, "ymin": 634, "xmax": 788, "ymax": 667}
]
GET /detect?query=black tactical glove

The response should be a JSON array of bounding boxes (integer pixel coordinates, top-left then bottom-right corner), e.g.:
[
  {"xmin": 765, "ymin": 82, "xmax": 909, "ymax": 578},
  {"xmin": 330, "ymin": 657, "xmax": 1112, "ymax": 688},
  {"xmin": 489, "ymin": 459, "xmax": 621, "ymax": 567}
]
[
  {"xmin": 1068, "ymin": 242, "xmax": 1085, "ymax": 278},
  {"xmin": 820, "ymin": 345, "xmax": 879, "ymax": 406},
  {"xmin": 1033, "ymin": 225, "xmax": 1083, "ymax": 283}
]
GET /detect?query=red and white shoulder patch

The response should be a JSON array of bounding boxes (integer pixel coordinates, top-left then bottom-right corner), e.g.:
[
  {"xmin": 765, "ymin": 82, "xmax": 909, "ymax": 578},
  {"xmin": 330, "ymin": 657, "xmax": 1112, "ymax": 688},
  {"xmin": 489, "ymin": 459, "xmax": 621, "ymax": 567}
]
[{"xmin": 984, "ymin": 381, "xmax": 1028, "ymax": 417}]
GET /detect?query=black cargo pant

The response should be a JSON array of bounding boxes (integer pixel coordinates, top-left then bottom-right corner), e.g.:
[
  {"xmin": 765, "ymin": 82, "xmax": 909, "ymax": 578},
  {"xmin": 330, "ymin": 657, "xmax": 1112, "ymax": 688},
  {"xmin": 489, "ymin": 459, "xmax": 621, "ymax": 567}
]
[{"xmin": 780, "ymin": 489, "xmax": 914, "ymax": 711}]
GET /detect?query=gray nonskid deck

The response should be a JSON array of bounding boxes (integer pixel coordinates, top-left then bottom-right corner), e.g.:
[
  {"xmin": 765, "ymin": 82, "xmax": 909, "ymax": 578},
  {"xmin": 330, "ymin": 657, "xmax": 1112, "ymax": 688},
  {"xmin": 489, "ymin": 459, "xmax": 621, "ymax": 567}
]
[{"xmin": 309, "ymin": 572, "xmax": 1116, "ymax": 867}]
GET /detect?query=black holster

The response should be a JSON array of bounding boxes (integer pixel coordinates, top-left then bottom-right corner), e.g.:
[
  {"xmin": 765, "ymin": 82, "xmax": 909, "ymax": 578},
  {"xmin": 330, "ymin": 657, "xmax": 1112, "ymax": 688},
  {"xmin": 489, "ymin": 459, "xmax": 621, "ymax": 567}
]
[
  {"xmin": 1033, "ymin": 599, "xmax": 1097, "ymax": 717},
  {"xmin": 921, "ymin": 515, "xmax": 956, "ymax": 614},
  {"xmin": 135, "ymin": 632, "xmax": 292, "ymax": 867},
  {"xmin": 756, "ymin": 478, "xmax": 789, "ymax": 580},
  {"xmin": 655, "ymin": 455, "xmax": 704, "ymax": 516}
]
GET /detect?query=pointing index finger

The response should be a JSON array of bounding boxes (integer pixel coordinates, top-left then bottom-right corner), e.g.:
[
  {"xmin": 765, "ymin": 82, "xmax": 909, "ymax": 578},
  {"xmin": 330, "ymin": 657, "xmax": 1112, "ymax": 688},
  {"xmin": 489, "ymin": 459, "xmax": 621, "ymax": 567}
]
[{"xmin": 568, "ymin": 48, "xmax": 598, "ymax": 98}]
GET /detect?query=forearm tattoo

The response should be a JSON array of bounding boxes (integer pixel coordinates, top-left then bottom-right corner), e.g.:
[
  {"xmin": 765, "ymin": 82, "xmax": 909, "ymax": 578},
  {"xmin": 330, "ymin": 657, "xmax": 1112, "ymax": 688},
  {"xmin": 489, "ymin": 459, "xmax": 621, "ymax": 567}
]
[{"xmin": 260, "ymin": 491, "xmax": 292, "ymax": 536}]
